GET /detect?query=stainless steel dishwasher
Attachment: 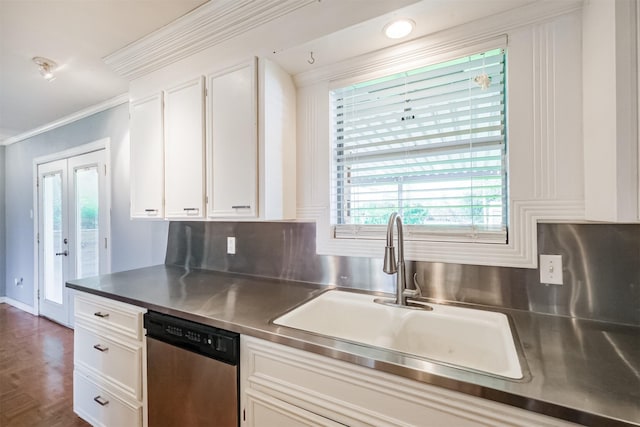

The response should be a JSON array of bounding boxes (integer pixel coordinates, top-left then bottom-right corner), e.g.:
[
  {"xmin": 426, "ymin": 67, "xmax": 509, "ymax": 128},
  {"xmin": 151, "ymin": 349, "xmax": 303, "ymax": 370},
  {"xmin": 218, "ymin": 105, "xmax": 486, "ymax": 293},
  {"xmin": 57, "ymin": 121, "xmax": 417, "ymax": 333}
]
[{"xmin": 144, "ymin": 311, "xmax": 239, "ymax": 427}]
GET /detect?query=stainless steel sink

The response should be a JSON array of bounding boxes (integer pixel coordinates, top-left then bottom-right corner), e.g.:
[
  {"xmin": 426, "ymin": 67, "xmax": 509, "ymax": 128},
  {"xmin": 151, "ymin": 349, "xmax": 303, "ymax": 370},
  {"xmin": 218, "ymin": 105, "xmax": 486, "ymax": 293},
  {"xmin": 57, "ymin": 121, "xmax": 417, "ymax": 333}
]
[{"xmin": 274, "ymin": 290, "xmax": 523, "ymax": 379}]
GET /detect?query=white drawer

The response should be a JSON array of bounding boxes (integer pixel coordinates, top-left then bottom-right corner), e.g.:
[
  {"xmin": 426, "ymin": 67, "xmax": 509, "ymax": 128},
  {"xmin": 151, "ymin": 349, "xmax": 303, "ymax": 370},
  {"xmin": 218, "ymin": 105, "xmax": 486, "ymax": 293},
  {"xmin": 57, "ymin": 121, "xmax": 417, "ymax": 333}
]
[
  {"xmin": 74, "ymin": 325, "xmax": 142, "ymax": 401},
  {"xmin": 75, "ymin": 293, "xmax": 145, "ymax": 341},
  {"xmin": 74, "ymin": 370, "xmax": 142, "ymax": 427}
]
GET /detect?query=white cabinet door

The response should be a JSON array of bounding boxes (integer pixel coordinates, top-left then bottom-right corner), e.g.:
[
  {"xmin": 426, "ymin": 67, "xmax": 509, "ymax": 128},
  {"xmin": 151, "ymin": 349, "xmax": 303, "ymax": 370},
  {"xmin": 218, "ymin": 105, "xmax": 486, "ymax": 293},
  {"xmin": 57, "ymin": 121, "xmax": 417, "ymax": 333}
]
[
  {"xmin": 241, "ymin": 336, "xmax": 578, "ymax": 427},
  {"xmin": 207, "ymin": 59, "xmax": 258, "ymax": 218},
  {"xmin": 244, "ymin": 389, "xmax": 344, "ymax": 427},
  {"xmin": 164, "ymin": 77, "xmax": 206, "ymax": 218},
  {"xmin": 130, "ymin": 93, "xmax": 164, "ymax": 219}
]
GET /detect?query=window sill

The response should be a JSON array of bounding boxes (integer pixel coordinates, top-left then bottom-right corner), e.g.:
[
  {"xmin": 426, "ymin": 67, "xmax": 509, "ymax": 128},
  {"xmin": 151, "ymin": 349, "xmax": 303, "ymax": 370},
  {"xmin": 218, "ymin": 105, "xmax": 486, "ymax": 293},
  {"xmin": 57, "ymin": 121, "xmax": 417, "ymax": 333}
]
[{"xmin": 300, "ymin": 199, "xmax": 585, "ymax": 269}]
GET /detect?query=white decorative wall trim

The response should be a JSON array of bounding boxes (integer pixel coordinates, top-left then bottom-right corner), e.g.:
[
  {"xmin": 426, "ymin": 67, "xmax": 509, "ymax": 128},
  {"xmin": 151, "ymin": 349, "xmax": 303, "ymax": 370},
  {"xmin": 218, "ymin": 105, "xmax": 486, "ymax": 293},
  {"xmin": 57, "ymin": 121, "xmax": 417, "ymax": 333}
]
[
  {"xmin": 296, "ymin": 206, "xmax": 326, "ymax": 220},
  {"xmin": 1, "ymin": 93, "xmax": 128, "ymax": 146},
  {"xmin": 294, "ymin": 4, "xmax": 586, "ymax": 269},
  {"xmin": 0, "ymin": 297, "xmax": 37, "ymax": 315},
  {"xmin": 296, "ymin": 84, "xmax": 330, "ymax": 209},
  {"xmin": 104, "ymin": 0, "xmax": 317, "ymax": 80},
  {"xmin": 533, "ymin": 22, "xmax": 558, "ymax": 199},
  {"xmin": 294, "ymin": 0, "xmax": 582, "ymax": 88},
  {"xmin": 306, "ymin": 199, "xmax": 585, "ymax": 269}
]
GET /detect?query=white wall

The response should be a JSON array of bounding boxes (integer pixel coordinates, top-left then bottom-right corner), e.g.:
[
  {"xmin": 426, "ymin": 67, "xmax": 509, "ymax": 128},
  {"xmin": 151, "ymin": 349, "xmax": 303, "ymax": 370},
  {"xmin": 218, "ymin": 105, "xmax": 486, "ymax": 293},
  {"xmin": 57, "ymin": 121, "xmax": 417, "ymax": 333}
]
[
  {"xmin": 126, "ymin": 1, "xmax": 630, "ymax": 269},
  {"xmin": 583, "ymin": 0, "xmax": 639, "ymax": 221},
  {"xmin": 4, "ymin": 104, "xmax": 168, "ymax": 308},
  {"xmin": 294, "ymin": 5, "xmax": 588, "ymax": 268}
]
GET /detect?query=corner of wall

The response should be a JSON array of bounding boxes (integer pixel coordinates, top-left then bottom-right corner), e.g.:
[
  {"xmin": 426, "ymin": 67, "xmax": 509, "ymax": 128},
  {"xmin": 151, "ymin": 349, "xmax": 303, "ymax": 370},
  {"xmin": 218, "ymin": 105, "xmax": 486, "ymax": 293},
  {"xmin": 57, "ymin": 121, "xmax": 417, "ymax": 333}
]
[{"xmin": 0, "ymin": 145, "xmax": 5, "ymax": 297}]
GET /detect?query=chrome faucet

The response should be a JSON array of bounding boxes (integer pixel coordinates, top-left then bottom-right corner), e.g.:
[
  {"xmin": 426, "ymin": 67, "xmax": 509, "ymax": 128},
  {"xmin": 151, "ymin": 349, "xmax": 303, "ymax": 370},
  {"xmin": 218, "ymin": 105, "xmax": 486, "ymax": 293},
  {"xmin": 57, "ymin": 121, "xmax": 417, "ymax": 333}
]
[{"xmin": 383, "ymin": 212, "xmax": 420, "ymax": 306}]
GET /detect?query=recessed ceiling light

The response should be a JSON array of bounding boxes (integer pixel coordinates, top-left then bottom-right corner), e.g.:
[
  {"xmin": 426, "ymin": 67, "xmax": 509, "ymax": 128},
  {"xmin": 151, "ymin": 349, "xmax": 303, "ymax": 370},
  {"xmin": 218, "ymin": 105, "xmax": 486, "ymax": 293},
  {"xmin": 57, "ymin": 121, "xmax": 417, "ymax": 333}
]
[
  {"xmin": 33, "ymin": 56, "xmax": 57, "ymax": 81},
  {"xmin": 383, "ymin": 19, "xmax": 415, "ymax": 39}
]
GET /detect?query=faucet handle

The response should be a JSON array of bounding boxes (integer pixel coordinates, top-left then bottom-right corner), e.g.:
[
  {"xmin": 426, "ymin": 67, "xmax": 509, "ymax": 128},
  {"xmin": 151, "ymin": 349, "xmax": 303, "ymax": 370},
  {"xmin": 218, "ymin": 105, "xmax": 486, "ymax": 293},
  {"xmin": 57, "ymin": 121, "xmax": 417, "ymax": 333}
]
[{"xmin": 402, "ymin": 273, "xmax": 423, "ymax": 300}]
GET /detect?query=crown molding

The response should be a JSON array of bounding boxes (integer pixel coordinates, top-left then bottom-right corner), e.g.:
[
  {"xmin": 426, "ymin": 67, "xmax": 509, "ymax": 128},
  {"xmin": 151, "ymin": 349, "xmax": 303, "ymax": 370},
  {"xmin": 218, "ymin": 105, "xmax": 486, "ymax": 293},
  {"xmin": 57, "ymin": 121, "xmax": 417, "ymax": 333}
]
[
  {"xmin": 1, "ymin": 93, "xmax": 129, "ymax": 146},
  {"xmin": 103, "ymin": 0, "xmax": 317, "ymax": 80}
]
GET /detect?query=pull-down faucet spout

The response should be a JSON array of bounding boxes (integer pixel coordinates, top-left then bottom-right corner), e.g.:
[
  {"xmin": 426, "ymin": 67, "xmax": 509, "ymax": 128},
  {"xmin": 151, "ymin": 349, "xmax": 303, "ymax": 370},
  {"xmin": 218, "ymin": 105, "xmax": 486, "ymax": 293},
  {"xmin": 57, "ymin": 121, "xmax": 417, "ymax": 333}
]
[{"xmin": 383, "ymin": 212, "xmax": 409, "ymax": 306}]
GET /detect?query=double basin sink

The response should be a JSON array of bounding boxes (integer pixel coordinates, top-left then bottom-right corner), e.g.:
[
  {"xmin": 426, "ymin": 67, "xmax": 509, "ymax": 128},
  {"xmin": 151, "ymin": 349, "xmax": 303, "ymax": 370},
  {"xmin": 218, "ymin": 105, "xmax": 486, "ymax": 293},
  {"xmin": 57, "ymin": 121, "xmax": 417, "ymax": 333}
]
[{"xmin": 274, "ymin": 290, "xmax": 524, "ymax": 380}]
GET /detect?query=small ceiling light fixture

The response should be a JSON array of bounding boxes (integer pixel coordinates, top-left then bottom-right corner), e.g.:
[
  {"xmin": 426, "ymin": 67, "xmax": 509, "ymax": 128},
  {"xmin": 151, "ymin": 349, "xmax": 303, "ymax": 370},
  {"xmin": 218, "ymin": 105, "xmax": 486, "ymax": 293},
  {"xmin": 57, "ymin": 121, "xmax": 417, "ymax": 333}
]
[
  {"xmin": 32, "ymin": 56, "xmax": 57, "ymax": 81},
  {"xmin": 383, "ymin": 18, "xmax": 415, "ymax": 39}
]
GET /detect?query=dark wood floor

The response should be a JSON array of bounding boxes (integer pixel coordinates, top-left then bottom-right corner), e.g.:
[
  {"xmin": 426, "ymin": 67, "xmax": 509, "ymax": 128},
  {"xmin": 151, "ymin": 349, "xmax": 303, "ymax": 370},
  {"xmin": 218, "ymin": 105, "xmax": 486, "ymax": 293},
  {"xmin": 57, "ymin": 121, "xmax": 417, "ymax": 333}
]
[{"xmin": 0, "ymin": 303, "xmax": 89, "ymax": 427}]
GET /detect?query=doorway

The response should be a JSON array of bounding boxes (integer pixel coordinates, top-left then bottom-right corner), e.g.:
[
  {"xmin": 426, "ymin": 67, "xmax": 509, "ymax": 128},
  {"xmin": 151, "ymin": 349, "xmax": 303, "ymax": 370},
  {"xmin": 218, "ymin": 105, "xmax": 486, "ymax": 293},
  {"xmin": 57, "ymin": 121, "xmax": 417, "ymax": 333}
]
[{"xmin": 36, "ymin": 148, "xmax": 110, "ymax": 326}]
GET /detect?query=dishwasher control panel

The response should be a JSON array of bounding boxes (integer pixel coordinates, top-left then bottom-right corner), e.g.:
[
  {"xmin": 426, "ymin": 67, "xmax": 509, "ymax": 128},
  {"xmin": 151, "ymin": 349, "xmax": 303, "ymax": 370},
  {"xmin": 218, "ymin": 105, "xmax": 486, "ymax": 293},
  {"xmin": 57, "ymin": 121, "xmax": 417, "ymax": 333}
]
[{"xmin": 144, "ymin": 311, "xmax": 239, "ymax": 365}]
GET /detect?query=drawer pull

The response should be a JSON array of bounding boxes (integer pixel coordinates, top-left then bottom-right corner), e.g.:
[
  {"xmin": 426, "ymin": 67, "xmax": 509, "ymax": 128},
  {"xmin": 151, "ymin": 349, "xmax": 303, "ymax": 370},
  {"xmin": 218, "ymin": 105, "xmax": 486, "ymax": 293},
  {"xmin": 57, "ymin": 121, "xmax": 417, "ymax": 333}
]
[
  {"xmin": 93, "ymin": 311, "xmax": 109, "ymax": 318},
  {"xmin": 93, "ymin": 344, "xmax": 109, "ymax": 352},
  {"xmin": 144, "ymin": 209, "xmax": 158, "ymax": 215},
  {"xmin": 183, "ymin": 208, "xmax": 199, "ymax": 215},
  {"xmin": 93, "ymin": 395, "xmax": 109, "ymax": 406},
  {"xmin": 231, "ymin": 205, "xmax": 251, "ymax": 209}
]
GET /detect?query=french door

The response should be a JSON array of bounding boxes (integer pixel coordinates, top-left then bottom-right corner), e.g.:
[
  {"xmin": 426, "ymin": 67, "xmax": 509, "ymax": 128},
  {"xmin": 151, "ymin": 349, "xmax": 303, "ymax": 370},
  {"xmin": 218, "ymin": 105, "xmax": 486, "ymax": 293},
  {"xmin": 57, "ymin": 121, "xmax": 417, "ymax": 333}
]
[{"xmin": 37, "ymin": 150, "xmax": 109, "ymax": 326}]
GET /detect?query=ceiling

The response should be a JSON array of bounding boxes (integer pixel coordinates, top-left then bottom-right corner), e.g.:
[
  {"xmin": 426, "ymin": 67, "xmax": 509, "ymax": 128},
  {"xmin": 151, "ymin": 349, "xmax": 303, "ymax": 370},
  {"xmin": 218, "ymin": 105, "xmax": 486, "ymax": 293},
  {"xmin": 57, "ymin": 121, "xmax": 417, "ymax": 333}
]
[
  {"xmin": 0, "ymin": 0, "xmax": 207, "ymax": 143},
  {"xmin": 0, "ymin": 0, "xmax": 536, "ymax": 145}
]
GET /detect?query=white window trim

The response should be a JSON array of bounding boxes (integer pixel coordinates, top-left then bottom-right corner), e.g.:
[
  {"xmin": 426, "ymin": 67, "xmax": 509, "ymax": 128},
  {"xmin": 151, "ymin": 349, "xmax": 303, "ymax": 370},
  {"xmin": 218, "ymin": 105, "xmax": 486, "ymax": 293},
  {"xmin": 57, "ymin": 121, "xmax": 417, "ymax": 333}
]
[
  {"xmin": 329, "ymin": 44, "xmax": 508, "ymax": 244},
  {"xmin": 294, "ymin": 2, "xmax": 585, "ymax": 269}
]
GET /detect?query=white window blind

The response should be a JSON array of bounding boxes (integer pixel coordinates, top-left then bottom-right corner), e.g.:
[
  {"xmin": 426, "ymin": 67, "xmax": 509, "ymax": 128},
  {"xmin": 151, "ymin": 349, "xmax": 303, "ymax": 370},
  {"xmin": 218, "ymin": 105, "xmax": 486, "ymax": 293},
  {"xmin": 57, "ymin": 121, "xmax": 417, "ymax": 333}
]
[{"xmin": 330, "ymin": 48, "xmax": 507, "ymax": 244}]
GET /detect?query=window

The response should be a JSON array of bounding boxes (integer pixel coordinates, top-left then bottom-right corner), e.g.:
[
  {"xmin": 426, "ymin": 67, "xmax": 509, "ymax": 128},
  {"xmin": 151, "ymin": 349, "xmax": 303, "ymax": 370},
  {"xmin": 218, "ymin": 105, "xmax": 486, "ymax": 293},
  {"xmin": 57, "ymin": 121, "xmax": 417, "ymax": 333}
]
[{"xmin": 330, "ymin": 48, "xmax": 507, "ymax": 243}]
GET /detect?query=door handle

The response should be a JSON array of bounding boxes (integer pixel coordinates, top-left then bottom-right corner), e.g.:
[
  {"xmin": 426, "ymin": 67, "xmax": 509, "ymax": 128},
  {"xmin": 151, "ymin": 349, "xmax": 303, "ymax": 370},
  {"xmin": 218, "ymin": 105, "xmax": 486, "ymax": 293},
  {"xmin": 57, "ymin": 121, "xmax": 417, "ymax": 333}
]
[{"xmin": 55, "ymin": 250, "xmax": 68, "ymax": 256}]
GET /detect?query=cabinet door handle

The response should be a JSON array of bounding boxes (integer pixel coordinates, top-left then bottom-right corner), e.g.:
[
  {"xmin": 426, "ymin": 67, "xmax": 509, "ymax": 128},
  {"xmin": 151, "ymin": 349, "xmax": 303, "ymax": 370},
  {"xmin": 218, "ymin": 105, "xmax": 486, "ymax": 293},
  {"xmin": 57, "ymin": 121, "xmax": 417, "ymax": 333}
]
[
  {"xmin": 93, "ymin": 344, "xmax": 109, "ymax": 352},
  {"xmin": 183, "ymin": 208, "xmax": 199, "ymax": 215},
  {"xmin": 93, "ymin": 396, "xmax": 109, "ymax": 406},
  {"xmin": 231, "ymin": 205, "xmax": 251, "ymax": 209},
  {"xmin": 93, "ymin": 311, "xmax": 109, "ymax": 318},
  {"xmin": 144, "ymin": 209, "xmax": 158, "ymax": 215},
  {"xmin": 55, "ymin": 250, "xmax": 68, "ymax": 256}
]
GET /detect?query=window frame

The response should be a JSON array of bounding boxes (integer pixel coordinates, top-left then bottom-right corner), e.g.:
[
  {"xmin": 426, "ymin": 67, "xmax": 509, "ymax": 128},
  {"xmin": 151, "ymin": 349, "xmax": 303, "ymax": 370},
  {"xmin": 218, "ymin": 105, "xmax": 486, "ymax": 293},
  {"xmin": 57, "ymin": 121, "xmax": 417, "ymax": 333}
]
[{"xmin": 328, "ymin": 44, "xmax": 509, "ymax": 245}]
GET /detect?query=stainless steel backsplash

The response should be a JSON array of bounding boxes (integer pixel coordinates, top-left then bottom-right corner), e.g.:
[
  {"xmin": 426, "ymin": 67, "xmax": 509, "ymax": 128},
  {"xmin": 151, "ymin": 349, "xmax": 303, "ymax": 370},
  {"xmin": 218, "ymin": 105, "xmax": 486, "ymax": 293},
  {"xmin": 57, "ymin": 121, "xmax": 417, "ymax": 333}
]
[{"xmin": 165, "ymin": 221, "xmax": 640, "ymax": 326}]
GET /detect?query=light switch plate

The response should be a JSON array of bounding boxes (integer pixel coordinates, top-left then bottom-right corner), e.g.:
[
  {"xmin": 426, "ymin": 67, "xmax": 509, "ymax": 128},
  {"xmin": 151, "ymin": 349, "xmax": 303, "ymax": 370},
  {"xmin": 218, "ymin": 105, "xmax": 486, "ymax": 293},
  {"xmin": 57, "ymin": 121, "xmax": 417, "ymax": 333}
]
[
  {"xmin": 227, "ymin": 237, "xmax": 236, "ymax": 255},
  {"xmin": 540, "ymin": 254, "xmax": 563, "ymax": 285}
]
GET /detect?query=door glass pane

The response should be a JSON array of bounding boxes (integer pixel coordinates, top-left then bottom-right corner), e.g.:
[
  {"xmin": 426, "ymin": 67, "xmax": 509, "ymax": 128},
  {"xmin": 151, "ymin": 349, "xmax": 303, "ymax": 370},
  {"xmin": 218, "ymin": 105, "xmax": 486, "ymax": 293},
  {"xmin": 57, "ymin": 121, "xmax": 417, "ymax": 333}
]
[
  {"xmin": 75, "ymin": 166, "xmax": 99, "ymax": 279},
  {"xmin": 43, "ymin": 173, "xmax": 63, "ymax": 304}
]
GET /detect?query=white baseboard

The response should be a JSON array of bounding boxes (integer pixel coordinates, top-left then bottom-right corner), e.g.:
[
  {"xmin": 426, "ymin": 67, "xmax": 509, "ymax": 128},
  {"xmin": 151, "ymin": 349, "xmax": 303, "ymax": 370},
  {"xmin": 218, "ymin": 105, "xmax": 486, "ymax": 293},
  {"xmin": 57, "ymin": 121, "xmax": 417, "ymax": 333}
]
[{"xmin": 0, "ymin": 297, "xmax": 37, "ymax": 315}]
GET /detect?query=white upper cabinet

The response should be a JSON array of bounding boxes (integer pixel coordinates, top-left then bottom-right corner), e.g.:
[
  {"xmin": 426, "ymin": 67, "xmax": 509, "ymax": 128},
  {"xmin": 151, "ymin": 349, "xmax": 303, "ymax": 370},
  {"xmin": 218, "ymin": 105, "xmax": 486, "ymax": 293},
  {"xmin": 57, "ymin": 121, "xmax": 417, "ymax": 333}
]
[
  {"xmin": 130, "ymin": 93, "xmax": 164, "ymax": 219},
  {"xmin": 259, "ymin": 58, "xmax": 296, "ymax": 220},
  {"xmin": 207, "ymin": 59, "xmax": 258, "ymax": 218},
  {"xmin": 206, "ymin": 57, "xmax": 296, "ymax": 220},
  {"xmin": 129, "ymin": 58, "xmax": 295, "ymax": 221},
  {"xmin": 164, "ymin": 77, "xmax": 206, "ymax": 219}
]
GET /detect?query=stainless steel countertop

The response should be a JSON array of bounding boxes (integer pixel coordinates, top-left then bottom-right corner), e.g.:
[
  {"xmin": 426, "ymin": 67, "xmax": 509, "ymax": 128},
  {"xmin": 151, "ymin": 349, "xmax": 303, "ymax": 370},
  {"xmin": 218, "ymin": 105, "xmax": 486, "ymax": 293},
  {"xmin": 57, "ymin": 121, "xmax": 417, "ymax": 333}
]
[{"xmin": 66, "ymin": 265, "xmax": 640, "ymax": 427}]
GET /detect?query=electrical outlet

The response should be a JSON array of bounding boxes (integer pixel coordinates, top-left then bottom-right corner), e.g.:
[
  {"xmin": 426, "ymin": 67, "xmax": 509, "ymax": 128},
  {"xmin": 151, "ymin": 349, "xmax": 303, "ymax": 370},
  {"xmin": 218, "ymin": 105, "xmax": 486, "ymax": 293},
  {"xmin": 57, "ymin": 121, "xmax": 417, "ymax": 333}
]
[
  {"xmin": 227, "ymin": 237, "xmax": 236, "ymax": 255},
  {"xmin": 14, "ymin": 277, "xmax": 23, "ymax": 287},
  {"xmin": 540, "ymin": 255, "xmax": 563, "ymax": 285}
]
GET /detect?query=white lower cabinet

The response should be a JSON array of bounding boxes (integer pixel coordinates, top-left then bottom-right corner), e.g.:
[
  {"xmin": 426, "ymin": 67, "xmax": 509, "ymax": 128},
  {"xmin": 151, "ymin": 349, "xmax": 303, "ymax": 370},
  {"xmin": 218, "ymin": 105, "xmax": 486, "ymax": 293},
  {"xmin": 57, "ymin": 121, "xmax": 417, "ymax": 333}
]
[
  {"xmin": 245, "ymin": 389, "xmax": 345, "ymax": 427},
  {"xmin": 73, "ymin": 292, "xmax": 147, "ymax": 427},
  {"xmin": 241, "ymin": 336, "xmax": 578, "ymax": 427},
  {"xmin": 74, "ymin": 371, "xmax": 142, "ymax": 427}
]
